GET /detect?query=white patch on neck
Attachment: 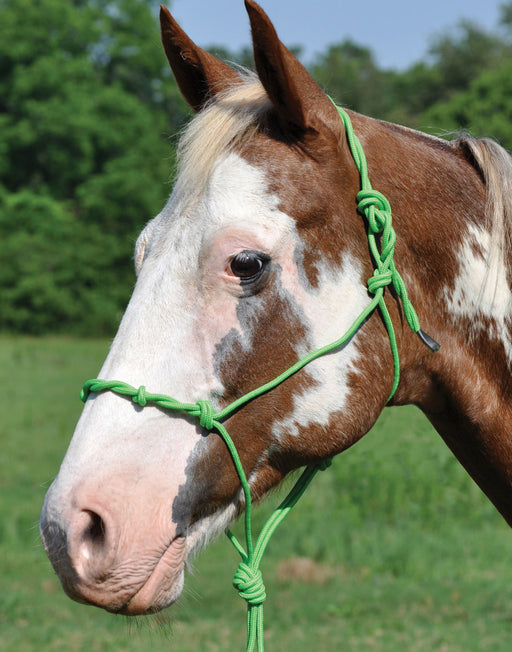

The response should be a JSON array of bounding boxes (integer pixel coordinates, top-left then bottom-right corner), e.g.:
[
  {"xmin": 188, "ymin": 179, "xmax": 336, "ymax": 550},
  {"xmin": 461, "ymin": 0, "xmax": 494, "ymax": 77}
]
[
  {"xmin": 272, "ymin": 255, "xmax": 369, "ymax": 440},
  {"xmin": 444, "ymin": 224, "xmax": 512, "ymax": 361}
]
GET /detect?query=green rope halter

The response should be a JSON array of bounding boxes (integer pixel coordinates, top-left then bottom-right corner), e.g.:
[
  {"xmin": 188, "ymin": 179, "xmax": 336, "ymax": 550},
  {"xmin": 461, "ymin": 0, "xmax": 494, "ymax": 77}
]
[{"xmin": 80, "ymin": 103, "xmax": 439, "ymax": 652}]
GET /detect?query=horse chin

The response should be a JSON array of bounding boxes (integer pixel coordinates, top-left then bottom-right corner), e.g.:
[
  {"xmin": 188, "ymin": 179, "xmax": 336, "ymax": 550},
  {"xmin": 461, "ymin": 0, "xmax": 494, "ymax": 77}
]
[
  {"xmin": 121, "ymin": 535, "xmax": 187, "ymax": 615},
  {"xmin": 115, "ymin": 506, "xmax": 235, "ymax": 615}
]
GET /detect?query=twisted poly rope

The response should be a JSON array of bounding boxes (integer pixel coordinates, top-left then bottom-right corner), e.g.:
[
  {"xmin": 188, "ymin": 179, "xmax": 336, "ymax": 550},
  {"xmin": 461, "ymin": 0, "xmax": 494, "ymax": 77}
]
[
  {"xmin": 329, "ymin": 100, "xmax": 439, "ymax": 388},
  {"xmin": 80, "ymin": 102, "xmax": 439, "ymax": 652}
]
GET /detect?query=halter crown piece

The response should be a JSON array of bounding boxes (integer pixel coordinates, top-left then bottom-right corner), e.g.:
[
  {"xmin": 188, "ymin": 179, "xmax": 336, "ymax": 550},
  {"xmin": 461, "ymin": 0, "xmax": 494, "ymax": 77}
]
[{"xmin": 80, "ymin": 102, "xmax": 439, "ymax": 652}]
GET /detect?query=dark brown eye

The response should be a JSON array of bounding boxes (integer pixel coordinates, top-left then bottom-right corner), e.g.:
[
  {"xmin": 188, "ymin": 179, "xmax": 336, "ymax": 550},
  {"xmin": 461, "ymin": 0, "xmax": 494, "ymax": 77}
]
[{"xmin": 229, "ymin": 251, "xmax": 269, "ymax": 283}]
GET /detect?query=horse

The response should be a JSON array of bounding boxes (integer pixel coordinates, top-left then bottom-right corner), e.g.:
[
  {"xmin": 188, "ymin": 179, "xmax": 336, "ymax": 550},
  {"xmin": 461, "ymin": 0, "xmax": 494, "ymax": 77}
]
[{"xmin": 41, "ymin": 0, "xmax": 512, "ymax": 637}]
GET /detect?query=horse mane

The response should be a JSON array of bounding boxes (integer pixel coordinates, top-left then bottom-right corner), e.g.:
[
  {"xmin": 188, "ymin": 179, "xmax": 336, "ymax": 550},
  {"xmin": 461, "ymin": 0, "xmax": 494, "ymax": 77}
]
[
  {"xmin": 175, "ymin": 73, "xmax": 270, "ymax": 198},
  {"xmin": 454, "ymin": 136, "xmax": 512, "ymax": 300}
]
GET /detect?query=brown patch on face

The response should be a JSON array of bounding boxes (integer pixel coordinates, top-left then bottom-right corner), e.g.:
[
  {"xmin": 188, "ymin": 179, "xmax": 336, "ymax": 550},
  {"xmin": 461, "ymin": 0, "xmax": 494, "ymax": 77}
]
[
  {"xmin": 211, "ymin": 274, "xmax": 316, "ymax": 496},
  {"xmin": 179, "ymin": 115, "xmax": 401, "ymax": 516},
  {"xmin": 172, "ymin": 268, "xmax": 318, "ymax": 526},
  {"xmin": 240, "ymin": 113, "xmax": 367, "ymax": 290}
]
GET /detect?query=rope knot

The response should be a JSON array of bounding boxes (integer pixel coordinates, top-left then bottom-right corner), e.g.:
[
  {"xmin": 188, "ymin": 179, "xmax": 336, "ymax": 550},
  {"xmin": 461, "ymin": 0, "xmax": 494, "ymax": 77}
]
[
  {"xmin": 196, "ymin": 400, "xmax": 215, "ymax": 430},
  {"xmin": 233, "ymin": 562, "xmax": 266, "ymax": 606},
  {"xmin": 356, "ymin": 189, "xmax": 391, "ymax": 234},
  {"xmin": 317, "ymin": 458, "xmax": 333, "ymax": 471},
  {"xmin": 133, "ymin": 385, "xmax": 147, "ymax": 407},
  {"xmin": 367, "ymin": 268, "xmax": 393, "ymax": 295}
]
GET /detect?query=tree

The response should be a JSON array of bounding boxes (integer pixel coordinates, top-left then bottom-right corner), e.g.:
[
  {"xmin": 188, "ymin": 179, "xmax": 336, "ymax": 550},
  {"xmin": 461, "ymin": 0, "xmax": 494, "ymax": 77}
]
[
  {"xmin": 0, "ymin": 0, "xmax": 186, "ymax": 335},
  {"xmin": 310, "ymin": 41, "xmax": 397, "ymax": 119},
  {"xmin": 0, "ymin": 189, "xmax": 136, "ymax": 334},
  {"xmin": 379, "ymin": 20, "xmax": 507, "ymax": 128},
  {"xmin": 420, "ymin": 61, "xmax": 512, "ymax": 151},
  {"xmin": 308, "ymin": 16, "xmax": 510, "ymax": 130},
  {"xmin": 428, "ymin": 20, "xmax": 505, "ymax": 97}
]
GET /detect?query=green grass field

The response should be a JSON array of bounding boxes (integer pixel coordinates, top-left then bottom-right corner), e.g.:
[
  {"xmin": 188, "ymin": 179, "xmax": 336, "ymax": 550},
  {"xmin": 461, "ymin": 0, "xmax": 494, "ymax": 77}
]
[{"xmin": 2, "ymin": 336, "xmax": 512, "ymax": 651}]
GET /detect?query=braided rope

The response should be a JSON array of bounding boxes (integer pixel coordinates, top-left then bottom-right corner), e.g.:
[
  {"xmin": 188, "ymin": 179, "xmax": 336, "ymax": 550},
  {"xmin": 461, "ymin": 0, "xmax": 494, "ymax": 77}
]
[{"xmin": 79, "ymin": 102, "xmax": 439, "ymax": 651}]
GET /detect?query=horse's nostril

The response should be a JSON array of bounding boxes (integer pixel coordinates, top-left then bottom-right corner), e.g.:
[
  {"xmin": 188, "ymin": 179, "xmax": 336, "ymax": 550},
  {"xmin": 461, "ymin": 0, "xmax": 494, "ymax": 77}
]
[
  {"xmin": 84, "ymin": 510, "xmax": 105, "ymax": 543},
  {"xmin": 82, "ymin": 510, "xmax": 106, "ymax": 556},
  {"xmin": 70, "ymin": 507, "xmax": 116, "ymax": 578}
]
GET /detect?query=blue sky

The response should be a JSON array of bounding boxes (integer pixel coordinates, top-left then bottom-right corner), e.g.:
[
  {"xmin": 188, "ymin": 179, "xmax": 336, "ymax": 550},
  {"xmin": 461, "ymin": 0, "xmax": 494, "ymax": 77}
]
[{"xmin": 171, "ymin": 0, "xmax": 505, "ymax": 69}]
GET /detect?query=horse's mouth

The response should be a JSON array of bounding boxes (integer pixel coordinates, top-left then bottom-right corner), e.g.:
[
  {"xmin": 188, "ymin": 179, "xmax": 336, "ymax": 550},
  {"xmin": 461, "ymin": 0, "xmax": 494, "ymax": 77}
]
[{"xmin": 120, "ymin": 535, "xmax": 187, "ymax": 615}]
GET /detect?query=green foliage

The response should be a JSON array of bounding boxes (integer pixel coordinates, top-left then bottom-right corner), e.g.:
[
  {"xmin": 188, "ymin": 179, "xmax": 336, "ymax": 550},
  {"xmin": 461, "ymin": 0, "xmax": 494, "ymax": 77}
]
[
  {"xmin": 0, "ymin": 0, "xmax": 185, "ymax": 335},
  {"xmin": 1, "ymin": 192, "xmax": 80, "ymax": 332},
  {"xmin": 428, "ymin": 20, "xmax": 506, "ymax": 97},
  {"xmin": 308, "ymin": 8, "xmax": 512, "ymax": 133},
  {"xmin": 310, "ymin": 41, "xmax": 398, "ymax": 118},
  {"xmin": 421, "ymin": 61, "xmax": 512, "ymax": 150},
  {"xmin": 0, "ymin": 190, "xmax": 133, "ymax": 334}
]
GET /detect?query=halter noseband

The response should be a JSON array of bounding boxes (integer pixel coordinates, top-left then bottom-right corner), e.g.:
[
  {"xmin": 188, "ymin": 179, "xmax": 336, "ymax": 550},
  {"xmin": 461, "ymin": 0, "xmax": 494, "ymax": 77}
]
[{"xmin": 80, "ymin": 102, "xmax": 439, "ymax": 652}]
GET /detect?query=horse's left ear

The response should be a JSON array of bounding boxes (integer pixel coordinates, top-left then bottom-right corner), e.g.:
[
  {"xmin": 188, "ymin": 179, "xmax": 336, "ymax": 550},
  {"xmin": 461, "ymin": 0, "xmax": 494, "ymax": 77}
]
[
  {"xmin": 245, "ymin": 0, "xmax": 333, "ymax": 133},
  {"xmin": 160, "ymin": 5, "xmax": 241, "ymax": 112}
]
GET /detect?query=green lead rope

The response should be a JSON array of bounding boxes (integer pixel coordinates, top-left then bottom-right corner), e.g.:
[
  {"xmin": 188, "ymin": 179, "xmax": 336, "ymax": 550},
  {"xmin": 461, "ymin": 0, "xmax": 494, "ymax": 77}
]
[{"xmin": 80, "ymin": 103, "xmax": 439, "ymax": 652}]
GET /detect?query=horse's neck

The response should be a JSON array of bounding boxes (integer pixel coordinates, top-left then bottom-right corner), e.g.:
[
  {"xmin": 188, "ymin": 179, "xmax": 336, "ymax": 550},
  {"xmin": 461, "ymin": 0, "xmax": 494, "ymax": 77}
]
[
  {"xmin": 430, "ymin": 179, "xmax": 512, "ymax": 525},
  {"xmin": 422, "ymin": 359, "xmax": 512, "ymax": 526},
  {"xmin": 398, "ymin": 290, "xmax": 512, "ymax": 525},
  {"xmin": 372, "ymin": 120, "xmax": 512, "ymax": 526}
]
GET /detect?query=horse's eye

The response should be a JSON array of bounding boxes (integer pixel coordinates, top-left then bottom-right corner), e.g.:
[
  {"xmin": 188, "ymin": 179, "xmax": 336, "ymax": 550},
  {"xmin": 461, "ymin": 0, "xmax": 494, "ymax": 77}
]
[{"xmin": 229, "ymin": 251, "xmax": 269, "ymax": 283}]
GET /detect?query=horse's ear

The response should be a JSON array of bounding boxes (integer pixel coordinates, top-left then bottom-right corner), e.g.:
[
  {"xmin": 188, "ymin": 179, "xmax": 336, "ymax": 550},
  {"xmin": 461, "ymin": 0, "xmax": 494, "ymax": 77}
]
[
  {"xmin": 244, "ymin": 0, "xmax": 331, "ymax": 133},
  {"xmin": 159, "ymin": 5, "xmax": 241, "ymax": 112}
]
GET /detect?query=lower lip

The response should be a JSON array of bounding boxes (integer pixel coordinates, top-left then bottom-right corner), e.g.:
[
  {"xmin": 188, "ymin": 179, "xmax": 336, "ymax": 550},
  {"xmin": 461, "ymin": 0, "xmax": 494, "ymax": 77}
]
[{"xmin": 124, "ymin": 535, "xmax": 187, "ymax": 615}]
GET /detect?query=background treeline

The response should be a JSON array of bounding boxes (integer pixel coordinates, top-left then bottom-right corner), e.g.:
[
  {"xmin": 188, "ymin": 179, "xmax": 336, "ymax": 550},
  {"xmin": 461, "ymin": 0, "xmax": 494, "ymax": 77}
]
[{"xmin": 2, "ymin": 0, "xmax": 512, "ymax": 335}]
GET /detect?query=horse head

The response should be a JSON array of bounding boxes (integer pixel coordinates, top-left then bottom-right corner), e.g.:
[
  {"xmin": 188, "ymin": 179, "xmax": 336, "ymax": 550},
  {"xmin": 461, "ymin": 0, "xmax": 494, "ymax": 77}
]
[{"xmin": 41, "ymin": 1, "xmax": 481, "ymax": 617}]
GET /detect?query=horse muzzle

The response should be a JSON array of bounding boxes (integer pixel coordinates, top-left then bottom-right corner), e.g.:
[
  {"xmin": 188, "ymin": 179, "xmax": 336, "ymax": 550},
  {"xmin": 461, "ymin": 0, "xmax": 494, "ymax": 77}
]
[{"xmin": 40, "ymin": 477, "xmax": 187, "ymax": 615}]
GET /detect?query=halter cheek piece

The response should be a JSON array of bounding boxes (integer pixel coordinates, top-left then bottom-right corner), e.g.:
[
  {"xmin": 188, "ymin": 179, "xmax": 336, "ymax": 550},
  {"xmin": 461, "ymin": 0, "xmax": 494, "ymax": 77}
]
[{"xmin": 81, "ymin": 102, "xmax": 439, "ymax": 652}]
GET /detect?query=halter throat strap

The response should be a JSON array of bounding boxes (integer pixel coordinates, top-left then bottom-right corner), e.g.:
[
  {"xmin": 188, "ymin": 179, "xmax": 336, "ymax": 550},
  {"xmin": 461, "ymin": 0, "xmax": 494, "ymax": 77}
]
[{"xmin": 80, "ymin": 102, "xmax": 439, "ymax": 652}]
